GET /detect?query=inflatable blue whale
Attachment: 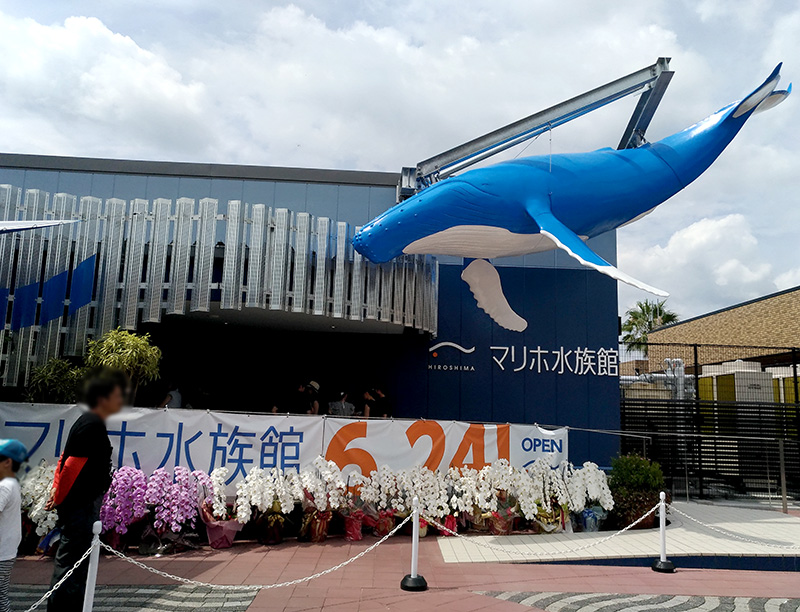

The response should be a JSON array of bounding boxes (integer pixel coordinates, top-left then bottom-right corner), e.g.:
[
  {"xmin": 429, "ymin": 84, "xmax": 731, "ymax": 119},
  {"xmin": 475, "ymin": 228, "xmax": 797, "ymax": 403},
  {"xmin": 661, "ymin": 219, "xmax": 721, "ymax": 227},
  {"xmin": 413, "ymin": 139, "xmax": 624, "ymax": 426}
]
[{"xmin": 353, "ymin": 64, "xmax": 791, "ymax": 331}]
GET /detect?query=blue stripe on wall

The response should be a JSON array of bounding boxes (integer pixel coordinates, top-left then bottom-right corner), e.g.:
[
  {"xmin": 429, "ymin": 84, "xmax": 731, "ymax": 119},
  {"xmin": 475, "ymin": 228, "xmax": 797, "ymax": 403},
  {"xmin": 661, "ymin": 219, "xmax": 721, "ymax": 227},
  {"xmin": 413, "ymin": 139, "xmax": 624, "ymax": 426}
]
[
  {"xmin": 68, "ymin": 254, "xmax": 96, "ymax": 316},
  {"xmin": 40, "ymin": 269, "xmax": 69, "ymax": 325},
  {"xmin": 11, "ymin": 283, "xmax": 38, "ymax": 331}
]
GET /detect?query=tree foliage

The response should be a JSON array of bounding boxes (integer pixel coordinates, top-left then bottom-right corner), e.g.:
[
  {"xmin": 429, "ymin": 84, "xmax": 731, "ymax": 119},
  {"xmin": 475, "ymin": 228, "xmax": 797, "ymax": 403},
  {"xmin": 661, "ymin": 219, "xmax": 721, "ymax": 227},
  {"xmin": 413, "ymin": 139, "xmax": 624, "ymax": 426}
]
[
  {"xmin": 26, "ymin": 358, "xmax": 86, "ymax": 404},
  {"xmin": 85, "ymin": 329, "xmax": 162, "ymax": 402},
  {"xmin": 620, "ymin": 299, "xmax": 679, "ymax": 355}
]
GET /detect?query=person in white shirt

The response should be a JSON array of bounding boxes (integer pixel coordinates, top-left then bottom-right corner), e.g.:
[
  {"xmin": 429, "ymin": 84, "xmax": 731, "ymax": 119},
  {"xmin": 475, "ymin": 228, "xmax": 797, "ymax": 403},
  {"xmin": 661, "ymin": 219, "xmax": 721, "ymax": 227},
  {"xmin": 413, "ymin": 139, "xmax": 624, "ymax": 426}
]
[
  {"xmin": 0, "ymin": 439, "xmax": 27, "ymax": 612},
  {"xmin": 159, "ymin": 381, "xmax": 183, "ymax": 408}
]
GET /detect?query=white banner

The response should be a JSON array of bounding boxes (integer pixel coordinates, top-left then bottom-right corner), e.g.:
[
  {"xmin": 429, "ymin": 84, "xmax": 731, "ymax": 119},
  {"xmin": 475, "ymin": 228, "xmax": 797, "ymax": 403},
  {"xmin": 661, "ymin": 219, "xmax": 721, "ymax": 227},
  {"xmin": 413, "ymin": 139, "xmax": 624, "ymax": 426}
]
[{"xmin": 0, "ymin": 404, "xmax": 567, "ymax": 487}]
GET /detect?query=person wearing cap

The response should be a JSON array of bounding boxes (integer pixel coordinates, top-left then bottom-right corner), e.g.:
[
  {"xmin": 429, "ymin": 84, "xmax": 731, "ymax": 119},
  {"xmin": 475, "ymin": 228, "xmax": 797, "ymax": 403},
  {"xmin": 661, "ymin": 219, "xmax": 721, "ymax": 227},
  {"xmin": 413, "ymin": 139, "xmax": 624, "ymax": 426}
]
[
  {"xmin": 0, "ymin": 438, "xmax": 28, "ymax": 612},
  {"xmin": 305, "ymin": 381, "xmax": 320, "ymax": 415},
  {"xmin": 46, "ymin": 374, "xmax": 124, "ymax": 612}
]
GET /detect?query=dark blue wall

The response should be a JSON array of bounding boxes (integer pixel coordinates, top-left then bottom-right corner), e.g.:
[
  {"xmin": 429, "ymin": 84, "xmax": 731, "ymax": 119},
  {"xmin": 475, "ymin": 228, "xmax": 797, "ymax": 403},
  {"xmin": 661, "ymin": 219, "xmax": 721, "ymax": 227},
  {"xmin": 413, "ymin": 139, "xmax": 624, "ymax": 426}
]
[{"xmin": 392, "ymin": 262, "xmax": 621, "ymax": 467}]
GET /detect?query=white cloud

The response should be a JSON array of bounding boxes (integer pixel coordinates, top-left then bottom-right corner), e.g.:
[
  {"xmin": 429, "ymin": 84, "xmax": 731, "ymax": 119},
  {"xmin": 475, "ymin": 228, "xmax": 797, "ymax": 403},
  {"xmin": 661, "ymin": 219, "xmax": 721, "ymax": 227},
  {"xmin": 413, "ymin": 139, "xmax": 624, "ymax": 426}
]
[
  {"xmin": 618, "ymin": 215, "xmax": 778, "ymax": 318},
  {"xmin": 0, "ymin": 2, "xmax": 798, "ymax": 321}
]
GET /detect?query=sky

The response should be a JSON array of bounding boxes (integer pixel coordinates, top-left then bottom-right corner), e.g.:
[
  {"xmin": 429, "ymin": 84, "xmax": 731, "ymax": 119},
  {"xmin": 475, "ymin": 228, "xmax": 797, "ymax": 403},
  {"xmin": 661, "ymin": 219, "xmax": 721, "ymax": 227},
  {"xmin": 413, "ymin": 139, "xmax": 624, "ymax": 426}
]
[{"xmin": 0, "ymin": 1, "xmax": 798, "ymax": 321}]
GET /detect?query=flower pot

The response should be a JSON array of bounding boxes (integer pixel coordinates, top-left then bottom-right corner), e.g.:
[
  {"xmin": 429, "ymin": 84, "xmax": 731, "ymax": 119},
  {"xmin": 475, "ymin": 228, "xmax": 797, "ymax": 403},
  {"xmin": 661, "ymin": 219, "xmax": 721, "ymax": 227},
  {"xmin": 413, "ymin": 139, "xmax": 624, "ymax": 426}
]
[
  {"xmin": 309, "ymin": 510, "xmax": 332, "ymax": 543},
  {"xmin": 402, "ymin": 518, "xmax": 429, "ymax": 538},
  {"xmin": 373, "ymin": 511, "xmax": 395, "ymax": 537},
  {"xmin": 489, "ymin": 512, "xmax": 514, "ymax": 536},
  {"xmin": 438, "ymin": 515, "xmax": 457, "ymax": 536},
  {"xmin": 343, "ymin": 511, "xmax": 364, "ymax": 542},
  {"xmin": 200, "ymin": 504, "xmax": 244, "ymax": 549},
  {"xmin": 256, "ymin": 513, "xmax": 285, "ymax": 546}
]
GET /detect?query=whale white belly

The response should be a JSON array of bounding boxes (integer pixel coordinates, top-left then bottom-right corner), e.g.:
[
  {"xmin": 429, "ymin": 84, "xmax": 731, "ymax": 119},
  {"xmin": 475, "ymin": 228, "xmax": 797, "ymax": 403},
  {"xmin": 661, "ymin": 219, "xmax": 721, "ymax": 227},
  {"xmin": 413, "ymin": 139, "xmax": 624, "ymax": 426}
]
[{"xmin": 403, "ymin": 225, "xmax": 557, "ymax": 258}]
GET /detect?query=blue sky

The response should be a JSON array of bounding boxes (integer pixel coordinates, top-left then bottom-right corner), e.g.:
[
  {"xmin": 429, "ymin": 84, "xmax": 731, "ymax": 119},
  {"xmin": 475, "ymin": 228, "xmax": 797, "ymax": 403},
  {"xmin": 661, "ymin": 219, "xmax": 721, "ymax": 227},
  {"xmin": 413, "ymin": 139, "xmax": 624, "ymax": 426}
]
[{"xmin": 0, "ymin": 1, "xmax": 798, "ymax": 319}]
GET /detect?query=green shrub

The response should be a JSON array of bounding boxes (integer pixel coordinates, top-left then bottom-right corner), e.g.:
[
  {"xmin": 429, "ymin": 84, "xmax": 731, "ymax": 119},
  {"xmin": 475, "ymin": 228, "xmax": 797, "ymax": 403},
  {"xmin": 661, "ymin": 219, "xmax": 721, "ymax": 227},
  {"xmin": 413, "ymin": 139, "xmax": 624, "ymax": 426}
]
[
  {"xmin": 26, "ymin": 358, "xmax": 85, "ymax": 404},
  {"xmin": 608, "ymin": 454, "xmax": 665, "ymax": 492},
  {"xmin": 606, "ymin": 454, "xmax": 665, "ymax": 529}
]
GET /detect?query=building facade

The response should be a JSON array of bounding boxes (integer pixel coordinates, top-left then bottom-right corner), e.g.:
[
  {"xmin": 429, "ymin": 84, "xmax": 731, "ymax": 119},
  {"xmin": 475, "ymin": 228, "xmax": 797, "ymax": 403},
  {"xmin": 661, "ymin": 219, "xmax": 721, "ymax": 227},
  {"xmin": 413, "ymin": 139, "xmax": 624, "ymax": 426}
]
[{"xmin": 0, "ymin": 153, "xmax": 621, "ymax": 465}]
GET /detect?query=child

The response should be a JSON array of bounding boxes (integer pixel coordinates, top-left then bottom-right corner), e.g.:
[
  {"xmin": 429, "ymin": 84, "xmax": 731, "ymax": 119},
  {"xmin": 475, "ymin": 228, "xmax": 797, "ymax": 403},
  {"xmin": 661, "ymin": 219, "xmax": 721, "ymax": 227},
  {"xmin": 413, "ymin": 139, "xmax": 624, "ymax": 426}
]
[{"xmin": 0, "ymin": 438, "xmax": 27, "ymax": 612}]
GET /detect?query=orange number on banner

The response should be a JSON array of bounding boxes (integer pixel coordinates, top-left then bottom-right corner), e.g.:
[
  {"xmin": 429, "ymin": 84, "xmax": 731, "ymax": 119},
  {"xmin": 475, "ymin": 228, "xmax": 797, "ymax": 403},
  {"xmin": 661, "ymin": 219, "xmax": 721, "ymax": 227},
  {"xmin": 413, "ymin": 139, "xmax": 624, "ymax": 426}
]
[
  {"xmin": 325, "ymin": 422, "xmax": 378, "ymax": 477},
  {"xmin": 405, "ymin": 420, "xmax": 446, "ymax": 471},
  {"xmin": 497, "ymin": 424, "xmax": 510, "ymax": 461},
  {"xmin": 450, "ymin": 424, "xmax": 486, "ymax": 469}
]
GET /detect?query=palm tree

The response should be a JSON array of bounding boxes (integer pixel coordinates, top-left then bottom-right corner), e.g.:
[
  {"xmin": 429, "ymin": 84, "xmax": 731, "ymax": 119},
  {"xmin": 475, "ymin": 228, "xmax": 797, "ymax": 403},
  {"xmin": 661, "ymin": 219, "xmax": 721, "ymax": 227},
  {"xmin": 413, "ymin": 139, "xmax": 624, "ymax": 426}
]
[{"xmin": 621, "ymin": 299, "xmax": 679, "ymax": 355}]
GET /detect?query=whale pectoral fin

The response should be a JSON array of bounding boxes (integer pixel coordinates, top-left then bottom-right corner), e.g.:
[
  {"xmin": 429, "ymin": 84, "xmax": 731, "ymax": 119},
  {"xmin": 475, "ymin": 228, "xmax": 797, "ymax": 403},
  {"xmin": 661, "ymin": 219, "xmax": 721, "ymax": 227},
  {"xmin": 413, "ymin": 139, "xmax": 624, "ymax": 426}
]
[
  {"xmin": 526, "ymin": 204, "xmax": 669, "ymax": 297},
  {"xmin": 461, "ymin": 259, "xmax": 528, "ymax": 332}
]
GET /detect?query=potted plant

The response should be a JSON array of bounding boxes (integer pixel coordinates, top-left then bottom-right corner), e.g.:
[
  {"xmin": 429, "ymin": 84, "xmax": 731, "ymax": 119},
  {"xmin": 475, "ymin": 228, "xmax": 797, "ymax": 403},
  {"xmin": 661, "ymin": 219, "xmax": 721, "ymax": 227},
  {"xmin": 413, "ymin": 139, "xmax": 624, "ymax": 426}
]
[
  {"xmin": 20, "ymin": 462, "xmax": 59, "ymax": 549},
  {"xmin": 100, "ymin": 466, "xmax": 148, "ymax": 550},
  {"xmin": 140, "ymin": 467, "xmax": 210, "ymax": 554},
  {"xmin": 606, "ymin": 454, "xmax": 664, "ymax": 530},
  {"xmin": 200, "ymin": 467, "xmax": 244, "ymax": 549},
  {"xmin": 564, "ymin": 461, "xmax": 615, "ymax": 532},
  {"xmin": 297, "ymin": 458, "xmax": 346, "ymax": 543}
]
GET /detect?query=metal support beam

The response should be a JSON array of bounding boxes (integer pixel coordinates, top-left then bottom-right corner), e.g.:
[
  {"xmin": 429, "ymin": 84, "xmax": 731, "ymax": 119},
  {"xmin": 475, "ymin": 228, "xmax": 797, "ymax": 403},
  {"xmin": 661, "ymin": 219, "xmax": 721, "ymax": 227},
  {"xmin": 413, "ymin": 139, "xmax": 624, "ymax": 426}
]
[
  {"xmin": 618, "ymin": 64, "xmax": 674, "ymax": 149},
  {"xmin": 407, "ymin": 57, "xmax": 672, "ymax": 197}
]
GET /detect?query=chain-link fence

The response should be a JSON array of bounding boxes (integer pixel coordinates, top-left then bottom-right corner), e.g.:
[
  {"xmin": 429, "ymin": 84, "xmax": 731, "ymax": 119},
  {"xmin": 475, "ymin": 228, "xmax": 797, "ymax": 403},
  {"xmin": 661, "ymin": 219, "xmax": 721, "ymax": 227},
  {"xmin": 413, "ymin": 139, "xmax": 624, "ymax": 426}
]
[{"xmin": 620, "ymin": 342, "xmax": 800, "ymax": 501}]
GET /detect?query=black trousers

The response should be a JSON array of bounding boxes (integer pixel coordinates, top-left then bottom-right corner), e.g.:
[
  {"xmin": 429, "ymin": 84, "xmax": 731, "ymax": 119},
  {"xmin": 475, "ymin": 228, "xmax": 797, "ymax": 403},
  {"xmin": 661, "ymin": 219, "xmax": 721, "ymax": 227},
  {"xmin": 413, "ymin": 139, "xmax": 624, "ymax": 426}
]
[{"xmin": 47, "ymin": 496, "xmax": 102, "ymax": 612}]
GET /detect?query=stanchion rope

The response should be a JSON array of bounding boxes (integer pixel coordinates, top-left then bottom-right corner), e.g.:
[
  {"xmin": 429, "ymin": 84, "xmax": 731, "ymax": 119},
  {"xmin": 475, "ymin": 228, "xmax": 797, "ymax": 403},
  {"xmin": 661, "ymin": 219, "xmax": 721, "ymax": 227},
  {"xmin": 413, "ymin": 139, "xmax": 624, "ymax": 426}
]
[
  {"xmin": 97, "ymin": 513, "xmax": 412, "ymax": 591},
  {"xmin": 23, "ymin": 543, "xmax": 96, "ymax": 612},
  {"xmin": 422, "ymin": 503, "xmax": 660, "ymax": 558},
  {"xmin": 667, "ymin": 504, "xmax": 800, "ymax": 550}
]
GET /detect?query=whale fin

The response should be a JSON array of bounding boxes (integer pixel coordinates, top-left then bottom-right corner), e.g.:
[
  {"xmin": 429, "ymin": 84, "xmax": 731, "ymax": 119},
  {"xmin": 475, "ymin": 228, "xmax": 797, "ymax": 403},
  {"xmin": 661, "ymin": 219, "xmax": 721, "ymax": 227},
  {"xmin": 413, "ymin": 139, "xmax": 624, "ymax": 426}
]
[
  {"xmin": 525, "ymin": 202, "xmax": 669, "ymax": 297},
  {"xmin": 732, "ymin": 63, "xmax": 783, "ymax": 119},
  {"xmin": 461, "ymin": 259, "xmax": 528, "ymax": 332}
]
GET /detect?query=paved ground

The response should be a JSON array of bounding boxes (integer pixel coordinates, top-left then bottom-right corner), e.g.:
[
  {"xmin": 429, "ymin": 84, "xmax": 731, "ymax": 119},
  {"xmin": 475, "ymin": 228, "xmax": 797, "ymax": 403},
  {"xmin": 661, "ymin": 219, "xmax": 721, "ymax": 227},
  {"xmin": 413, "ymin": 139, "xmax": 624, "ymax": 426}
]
[
  {"xmin": 12, "ymin": 585, "xmax": 257, "ymax": 612},
  {"xmin": 438, "ymin": 502, "xmax": 800, "ymax": 563},
  {"xmin": 478, "ymin": 592, "xmax": 800, "ymax": 611},
  {"xmin": 10, "ymin": 502, "xmax": 800, "ymax": 611}
]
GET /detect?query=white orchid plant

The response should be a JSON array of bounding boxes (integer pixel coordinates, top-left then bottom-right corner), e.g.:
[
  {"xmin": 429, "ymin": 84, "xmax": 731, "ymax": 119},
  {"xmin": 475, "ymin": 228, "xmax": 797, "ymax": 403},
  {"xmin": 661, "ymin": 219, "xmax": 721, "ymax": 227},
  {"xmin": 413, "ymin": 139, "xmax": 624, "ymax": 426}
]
[{"xmin": 20, "ymin": 462, "xmax": 58, "ymax": 536}]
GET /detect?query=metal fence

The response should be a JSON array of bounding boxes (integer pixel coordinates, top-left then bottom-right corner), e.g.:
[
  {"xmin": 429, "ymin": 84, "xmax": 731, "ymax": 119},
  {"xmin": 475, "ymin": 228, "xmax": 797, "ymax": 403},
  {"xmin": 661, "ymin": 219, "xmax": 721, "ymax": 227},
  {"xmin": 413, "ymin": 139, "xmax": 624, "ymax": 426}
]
[{"xmin": 620, "ymin": 342, "xmax": 800, "ymax": 503}]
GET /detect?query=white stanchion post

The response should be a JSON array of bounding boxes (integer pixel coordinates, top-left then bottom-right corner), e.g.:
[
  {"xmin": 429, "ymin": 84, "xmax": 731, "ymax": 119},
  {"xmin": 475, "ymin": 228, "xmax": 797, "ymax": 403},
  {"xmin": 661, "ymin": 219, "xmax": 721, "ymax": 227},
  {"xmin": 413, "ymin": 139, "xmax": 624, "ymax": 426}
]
[
  {"xmin": 651, "ymin": 492, "xmax": 675, "ymax": 573},
  {"xmin": 400, "ymin": 496, "xmax": 428, "ymax": 591},
  {"xmin": 82, "ymin": 520, "xmax": 102, "ymax": 612}
]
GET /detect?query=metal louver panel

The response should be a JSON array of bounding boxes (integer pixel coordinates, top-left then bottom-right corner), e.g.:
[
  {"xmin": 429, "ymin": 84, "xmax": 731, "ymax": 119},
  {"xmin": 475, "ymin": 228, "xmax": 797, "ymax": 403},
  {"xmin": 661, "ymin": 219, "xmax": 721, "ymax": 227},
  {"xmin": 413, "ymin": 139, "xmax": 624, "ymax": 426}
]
[
  {"xmin": 167, "ymin": 198, "xmax": 193, "ymax": 315},
  {"xmin": 269, "ymin": 208, "xmax": 289, "ymax": 310},
  {"xmin": 260, "ymin": 207, "xmax": 274, "ymax": 305},
  {"xmin": 312, "ymin": 217, "xmax": 330, "ymax": 316},
  {"xmin": 98, "ymin": 198, "xmax": 126, "ymax": 335},
  {"xmin": 221, "ymin": 200, "xmax": 243, "ymax": 310},
  {"xmin": 350, "ymin": 227, "xmax": 365, "ymax": 321},
  {"xmin": 380, "ymin": 266, "xmax": 393, "ymax": 322},
  {"xmin": 6, "ymin": 189, "xmax": 48, "ymax": 386},
  {"xmin": 246, "ymin": 204, "xmax": 267, "ymax": 309},
  {"xmin": 332, "ymin": 222, "xmax": 348, "ymax": 318},
  {"xmin": 365, "ymin": 262, "xmax": 378, "ymax": 320},
  {"xmin": 0, "ymin": 186, "xmax": 20, "ymax": 365},
  {"xmin": 38, "ymin": 193, "xmax": 78, "ymax": 362},
  {"xmin": 392, "ymin": 258, "xmax": 405, "ymax": 325},
  {"xmin": 144, "ymin": 198, "xmax": 170, "ymax": 323},
  {"xmin": 292, "ymin": 213, "xmax": 311, "ymax": 313},
  {"xmin": 120, "ymin": 199, "xmax": 147, "ymax": 329},
  {"xmin": 191, "ymin": 197, "xmax": 217, "ymax": 312},
  {"xmin": 66, "ymin": 196, "xmax": 102, "ymax": 356}
]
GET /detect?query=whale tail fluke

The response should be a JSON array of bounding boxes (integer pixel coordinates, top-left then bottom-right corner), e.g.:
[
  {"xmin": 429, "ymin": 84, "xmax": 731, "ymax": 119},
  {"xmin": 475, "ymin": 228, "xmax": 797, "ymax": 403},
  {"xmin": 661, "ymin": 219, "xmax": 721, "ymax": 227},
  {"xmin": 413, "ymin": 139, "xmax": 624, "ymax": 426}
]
[
  {"xmin": 753, "ymin": 83, "xmax": 792, "ymax": 115},
  {"xmin": 731, "ymin": 63, "xmax": 788, "ymax": 119}
]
